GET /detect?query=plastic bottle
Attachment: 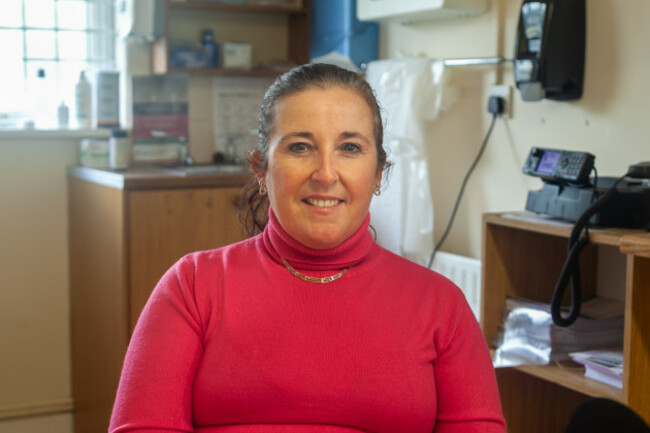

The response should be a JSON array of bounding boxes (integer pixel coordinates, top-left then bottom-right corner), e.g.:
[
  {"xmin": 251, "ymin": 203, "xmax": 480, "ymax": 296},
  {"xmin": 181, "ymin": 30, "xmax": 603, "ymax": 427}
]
[
  {"xmin": 31, "ymin": 68, "xmax": 53, "ymax": 128},
  {"xmin": 202, "ymin": 29, "xmax": 217, "ymax": 67},
  {"xmin": 75, "ymin": 71, "xmax": 92, "ymax": 129},
  {"xmin": 57, "ymin": 100, "xmax": 69, "ymax": 128}
]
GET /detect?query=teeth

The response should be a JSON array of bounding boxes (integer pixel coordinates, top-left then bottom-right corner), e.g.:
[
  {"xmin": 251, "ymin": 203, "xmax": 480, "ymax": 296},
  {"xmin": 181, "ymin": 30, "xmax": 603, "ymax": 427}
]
[{"xmin": 306, "ymin": 198, "xmax": 340, "ymax": 207}]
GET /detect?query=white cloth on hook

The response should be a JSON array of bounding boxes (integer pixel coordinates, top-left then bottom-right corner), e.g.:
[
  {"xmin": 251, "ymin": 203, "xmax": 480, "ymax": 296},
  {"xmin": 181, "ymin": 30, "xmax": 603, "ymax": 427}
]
[{"xmin": 366, "ymin": 58, "xmax": 456, "ymax": 266}]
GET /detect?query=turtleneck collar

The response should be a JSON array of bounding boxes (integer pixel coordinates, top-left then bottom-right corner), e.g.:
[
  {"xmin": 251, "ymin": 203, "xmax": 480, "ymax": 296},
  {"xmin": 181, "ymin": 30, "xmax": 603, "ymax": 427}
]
[{"xmin": 262, "ymin": 208, "xmax": 374, "ymax": 272}]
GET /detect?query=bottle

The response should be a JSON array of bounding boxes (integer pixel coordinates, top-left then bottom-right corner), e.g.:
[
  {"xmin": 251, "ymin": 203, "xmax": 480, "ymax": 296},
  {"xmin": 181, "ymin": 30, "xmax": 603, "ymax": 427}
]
[
  {"xmin": 202, "ymin": 29, "xmax": 217, "ymax": 67},
  {"xmin": 31, "ymin": 68, "xmax": 53, "ymax": 128},
  {"xmin": 57, "ymin": 100, "xmax": 69, "ymax": 128},
  {"xmin": 75, "ymin": 71, "xmax": 92, "ymax": 129},
  {"xmin": 109, "ymin": 129, "xmax": 130, "ymax": 170}
]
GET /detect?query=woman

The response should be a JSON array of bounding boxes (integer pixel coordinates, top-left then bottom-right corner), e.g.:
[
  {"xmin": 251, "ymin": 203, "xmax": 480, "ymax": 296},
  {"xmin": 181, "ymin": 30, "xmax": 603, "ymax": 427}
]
[{"xmin": 109, "ymin": 63, "xmax": 505, "ymax": 432}]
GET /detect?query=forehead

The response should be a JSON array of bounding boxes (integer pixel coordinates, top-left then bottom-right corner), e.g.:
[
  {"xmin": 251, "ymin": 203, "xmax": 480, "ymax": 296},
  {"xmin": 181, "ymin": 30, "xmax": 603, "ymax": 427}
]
[{"xmin": 273, "ymin": 86, "xmax": 373, "ymax": 125}]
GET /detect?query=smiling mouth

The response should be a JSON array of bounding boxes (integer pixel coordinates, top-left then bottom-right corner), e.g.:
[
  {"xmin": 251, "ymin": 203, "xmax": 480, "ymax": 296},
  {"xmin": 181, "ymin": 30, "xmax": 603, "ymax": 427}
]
[{"xmin": 304, "ymin": 198, "xmax": 342, "ymax": 208}]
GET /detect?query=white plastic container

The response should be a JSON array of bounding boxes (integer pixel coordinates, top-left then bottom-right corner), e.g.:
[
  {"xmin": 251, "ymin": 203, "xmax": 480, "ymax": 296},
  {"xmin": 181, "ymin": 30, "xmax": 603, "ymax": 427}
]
[
  {"xmin": 58, "ymin": 101, "xmax": 69, "ymax": 128},
  {"xmin": 75, "ymin": 71, "xmax": 92, "ymax": 129},
  {"xmin": 109, "ymin": 129, "xmax": 130, "ymax": 170}
]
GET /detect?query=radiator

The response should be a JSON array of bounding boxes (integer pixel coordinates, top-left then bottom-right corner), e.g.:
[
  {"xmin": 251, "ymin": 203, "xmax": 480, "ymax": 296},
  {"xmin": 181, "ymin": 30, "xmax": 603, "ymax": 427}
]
[{"xmin": 431, "ymin": 252, "xmax": 482, "ymax": 321}]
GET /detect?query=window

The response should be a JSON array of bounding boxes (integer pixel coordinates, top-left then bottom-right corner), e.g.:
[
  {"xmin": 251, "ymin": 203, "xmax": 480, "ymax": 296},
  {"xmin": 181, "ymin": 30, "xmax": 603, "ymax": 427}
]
[{"xmin": 0, "ymin": 0, "xmax": 115, "ymax": 129}]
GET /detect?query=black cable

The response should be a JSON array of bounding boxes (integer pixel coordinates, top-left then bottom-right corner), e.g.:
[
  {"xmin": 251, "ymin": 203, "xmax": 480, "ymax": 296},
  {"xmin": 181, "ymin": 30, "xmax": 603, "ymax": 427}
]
[
  {"xmin": 427, "ymin": 113, "xmax": 498, "ymax": 269},
  {"xmin": 550, "ymin": 171, "xmax": 629, "ymax": 326}
]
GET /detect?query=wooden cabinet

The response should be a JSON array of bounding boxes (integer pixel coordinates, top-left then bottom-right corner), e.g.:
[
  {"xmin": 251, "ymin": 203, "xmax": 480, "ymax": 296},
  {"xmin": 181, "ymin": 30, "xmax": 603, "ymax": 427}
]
[
  {"xmin": 152, "ymin": 0, "xmax": 311, "ymax": 76},
  {"xmin": 481, "ymin": 212, "xmax": 650, "ymax": 432},
  {"xmin": 68, "ymin": 167, "xmax": 250, "ymax": 433}
]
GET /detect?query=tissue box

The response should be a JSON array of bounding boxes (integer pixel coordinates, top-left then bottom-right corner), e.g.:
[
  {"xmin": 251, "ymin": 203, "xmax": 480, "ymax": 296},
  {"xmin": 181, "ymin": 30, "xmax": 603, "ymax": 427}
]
[
  {"xmin": 80, "ymin": 139, "xmax": 110, "ymax": 168},
  {"xmin": 220, "ymin": 42, "xmax": 252, "ymax": 69}
]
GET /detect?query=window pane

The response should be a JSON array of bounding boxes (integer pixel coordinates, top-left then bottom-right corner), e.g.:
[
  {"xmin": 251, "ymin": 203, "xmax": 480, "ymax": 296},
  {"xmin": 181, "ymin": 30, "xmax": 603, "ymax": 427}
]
[
  {"xmin": 0, "ymin": 0, "xmax": 23, "ymax": 28},
  {"xmin": 25, "ymin": 30, "xmax": 56, "ymax": 59},
  {"xmin": 25, "ymin": 0, "xmax": 56, "ymax": 28},
  {"xmin": 0, "ymin": 30, "xmax": 26, "ymax": 112},
  {"xmin": 59, "ymin": 30, "xmax": 87, "ymax": 60},
  {"xmin": 88, "ymin": 1, "xmax": 113, "ymax": 31},
  {"xmin": 58, "ymin": 1, "xmax": 88, "ymax": 30},
  {"xmin": 87, "ymin": 31, "xmax": 113, "ymax": 63},
  {"xmin": 25, "ymin": 62, "xmax": 60, "ymax": 111},
  {"xmin": 0, "ymin": 29, "xmax": 25, "ymax": 62}
]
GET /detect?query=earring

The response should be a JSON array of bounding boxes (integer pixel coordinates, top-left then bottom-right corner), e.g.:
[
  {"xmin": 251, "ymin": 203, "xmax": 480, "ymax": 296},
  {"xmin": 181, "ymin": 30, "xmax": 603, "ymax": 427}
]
[
  {"xmin": 259, "ymin": 181, "xmax": 267, "ymax": 196},
  {"xmin": 374, "ymin": 184, "xmax": 381, "ymax": 196}
]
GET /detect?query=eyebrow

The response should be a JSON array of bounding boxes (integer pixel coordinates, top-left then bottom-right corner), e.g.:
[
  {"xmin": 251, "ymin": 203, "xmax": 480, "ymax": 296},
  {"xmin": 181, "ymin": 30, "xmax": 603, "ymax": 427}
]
[
  {"xmin": 279, "ymin": 131, "xmax": 371, "ymax": 143},
  {"xmin": 340, "ymin": 131, "xmax": 371, "ymax": 144},
  {"xmin": 280, "ymin": 131, "xmax": 313, "ymax": 142}
]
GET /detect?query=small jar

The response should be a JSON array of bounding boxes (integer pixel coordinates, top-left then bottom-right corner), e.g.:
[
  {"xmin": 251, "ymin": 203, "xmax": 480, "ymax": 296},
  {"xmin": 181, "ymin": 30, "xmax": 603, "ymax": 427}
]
[{"xmin": 109, "ymin": 129, "xmax": 130, "ymax": 170}]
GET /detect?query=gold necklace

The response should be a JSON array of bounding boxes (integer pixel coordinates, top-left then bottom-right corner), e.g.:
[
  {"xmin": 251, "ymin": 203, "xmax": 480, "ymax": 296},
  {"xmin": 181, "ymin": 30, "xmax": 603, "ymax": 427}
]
[{"xmin": 281, "ymin": 258, "xmax": 352, "ymax": 284}]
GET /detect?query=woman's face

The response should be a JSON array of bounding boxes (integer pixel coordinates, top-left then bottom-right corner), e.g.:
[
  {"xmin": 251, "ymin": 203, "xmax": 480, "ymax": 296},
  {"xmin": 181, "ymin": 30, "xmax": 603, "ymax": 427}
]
[{"xmin": 259, "ymin": 86, "xmax": 382, "ymax": 250}]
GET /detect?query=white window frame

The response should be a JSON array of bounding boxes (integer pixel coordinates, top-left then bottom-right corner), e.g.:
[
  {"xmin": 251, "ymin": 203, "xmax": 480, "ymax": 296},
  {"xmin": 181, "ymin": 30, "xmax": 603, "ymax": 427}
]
[{"xmin": 0, "ymin": 0, "xmax": 117, "ymax": 131}]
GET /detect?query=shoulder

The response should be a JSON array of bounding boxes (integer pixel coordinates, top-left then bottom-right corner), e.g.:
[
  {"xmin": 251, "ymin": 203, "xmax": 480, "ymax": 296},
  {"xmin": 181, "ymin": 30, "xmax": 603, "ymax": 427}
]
[
  {"xmin": 178, "ymin": 235, "xmax": 262, "ymax": 270},
  {"xmin": 374, "ymin": 245, "xmax": 462, "ymax": 295}
]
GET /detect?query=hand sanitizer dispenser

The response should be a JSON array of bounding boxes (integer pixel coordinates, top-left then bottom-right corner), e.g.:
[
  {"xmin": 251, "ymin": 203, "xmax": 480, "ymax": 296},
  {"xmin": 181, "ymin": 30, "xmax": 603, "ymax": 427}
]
[{"xmin": 514, "ymin": 0, "xmax": 585, "ymax": 102}]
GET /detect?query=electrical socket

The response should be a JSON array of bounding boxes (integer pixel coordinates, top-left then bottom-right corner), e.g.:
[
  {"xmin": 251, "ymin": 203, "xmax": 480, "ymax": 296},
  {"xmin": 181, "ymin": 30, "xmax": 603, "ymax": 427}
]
[{"xmin": 489, "ymin": 84, "xmax": 512, "ymax": 118}]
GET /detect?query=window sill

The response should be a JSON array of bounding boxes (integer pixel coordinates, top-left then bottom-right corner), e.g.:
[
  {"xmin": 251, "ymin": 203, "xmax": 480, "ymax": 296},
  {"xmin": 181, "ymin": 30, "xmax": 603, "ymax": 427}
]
[{"xmin": 0, "ymin": 128, "xmax": 112, "ymax": 141}]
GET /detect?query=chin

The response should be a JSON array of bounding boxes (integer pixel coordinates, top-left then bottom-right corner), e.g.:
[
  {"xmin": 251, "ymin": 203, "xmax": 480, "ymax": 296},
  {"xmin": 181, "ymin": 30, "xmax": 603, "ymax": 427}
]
[{"xmin": 300, "ymin": 230, "xmax": 346, "ymax": 250}]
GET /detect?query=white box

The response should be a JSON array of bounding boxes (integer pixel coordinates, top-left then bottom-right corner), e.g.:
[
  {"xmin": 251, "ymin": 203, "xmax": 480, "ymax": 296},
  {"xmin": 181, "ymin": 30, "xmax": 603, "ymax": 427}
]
[
  {"xmin": 95, "ymin": 71, "xmax": 120, "ymax": 128},
  {"xmin": 220, "ymin": 42, "xmax": 253, "ymax": 69},
  {"xmin": 357, "ymin": 0, "xmax": 487, "ymax": 23}
]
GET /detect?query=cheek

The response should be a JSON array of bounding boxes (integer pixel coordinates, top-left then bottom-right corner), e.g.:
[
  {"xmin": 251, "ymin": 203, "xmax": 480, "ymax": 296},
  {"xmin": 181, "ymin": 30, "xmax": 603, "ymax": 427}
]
[{"xmin": 265, "ymin": 165, "xmax": 296, "ymax": 205}]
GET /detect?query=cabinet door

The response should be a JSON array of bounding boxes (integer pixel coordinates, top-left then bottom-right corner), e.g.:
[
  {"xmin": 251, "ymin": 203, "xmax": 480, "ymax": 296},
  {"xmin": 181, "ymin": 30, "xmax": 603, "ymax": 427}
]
[{"xmin": 128, "ymin": 186, "xmax": 247, "ymax": 330}]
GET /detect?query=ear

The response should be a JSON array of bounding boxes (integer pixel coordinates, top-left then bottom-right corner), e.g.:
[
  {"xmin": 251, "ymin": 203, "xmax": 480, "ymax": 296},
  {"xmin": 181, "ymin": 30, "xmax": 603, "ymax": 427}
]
[
  {"xmin": 374, "ymin": 165, "xmax": 384, "ymax": 190},
  {"xmin": 249, "ymin": 149, "xmax": 266, "ymax": 181}
]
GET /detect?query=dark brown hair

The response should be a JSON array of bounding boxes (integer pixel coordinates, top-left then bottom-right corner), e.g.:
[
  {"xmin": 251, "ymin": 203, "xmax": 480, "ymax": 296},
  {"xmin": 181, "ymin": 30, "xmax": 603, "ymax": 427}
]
[{"xmin": 239, "ymin": 63, "xmax": 390, "ymax": 236}]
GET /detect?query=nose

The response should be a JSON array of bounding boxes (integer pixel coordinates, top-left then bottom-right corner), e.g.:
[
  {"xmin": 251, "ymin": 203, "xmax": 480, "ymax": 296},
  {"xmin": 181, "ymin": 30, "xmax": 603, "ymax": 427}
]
[{"xmin": 311, "ymin": 152, "xmax": 338, "ymax": 187}]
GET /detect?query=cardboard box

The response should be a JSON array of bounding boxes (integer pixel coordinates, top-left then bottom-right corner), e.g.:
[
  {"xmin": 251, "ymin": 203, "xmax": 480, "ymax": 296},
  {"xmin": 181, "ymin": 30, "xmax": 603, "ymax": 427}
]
[{"xmin": 220, "ymin": 42, "xmax": 252, "ymax": 69}]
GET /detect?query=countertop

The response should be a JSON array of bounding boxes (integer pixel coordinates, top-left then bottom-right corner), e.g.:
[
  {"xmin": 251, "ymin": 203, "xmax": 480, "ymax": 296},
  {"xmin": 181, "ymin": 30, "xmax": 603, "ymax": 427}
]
[{"xmin": 67, "ymin": 165, "xmax": 254, "ymax": 190}]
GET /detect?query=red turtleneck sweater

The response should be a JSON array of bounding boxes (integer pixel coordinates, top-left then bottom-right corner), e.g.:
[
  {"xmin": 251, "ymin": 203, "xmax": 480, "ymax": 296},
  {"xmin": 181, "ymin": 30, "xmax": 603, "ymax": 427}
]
[{"xmin": 109, "ymin": 211, "xmax": 505, "ymax": 433}]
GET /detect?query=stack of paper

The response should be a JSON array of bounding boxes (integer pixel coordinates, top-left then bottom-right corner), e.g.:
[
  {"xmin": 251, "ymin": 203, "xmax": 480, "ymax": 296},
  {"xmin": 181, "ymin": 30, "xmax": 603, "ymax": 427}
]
[
  {"xmin": 493, "ymin": 297, "xmax": 624, "ymax": 367},
  {"xmin": 570, "ymin": 349, "xmax": 623, "ymax": 388}
]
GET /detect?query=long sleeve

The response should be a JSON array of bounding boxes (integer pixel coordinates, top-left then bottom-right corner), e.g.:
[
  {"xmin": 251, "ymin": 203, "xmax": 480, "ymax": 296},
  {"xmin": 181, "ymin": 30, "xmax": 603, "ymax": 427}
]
[
  {"xmin": 109, "ymin": 256, "xmax": 205, "ymax": 433},
  {"xmin": 431, "ymin": 291, "xmax": 506, "ymax": 433}
]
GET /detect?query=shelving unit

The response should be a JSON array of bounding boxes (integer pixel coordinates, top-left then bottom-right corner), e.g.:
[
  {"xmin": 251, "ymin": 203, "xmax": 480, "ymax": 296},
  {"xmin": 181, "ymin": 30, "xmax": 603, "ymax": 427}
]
[
  {"xmin": 152, "ymin": 0, "xmax": 311, "ymax": 76},
  {"xmin": 481, "ymin": 212, "xmax": 650, "ymax": 432}
]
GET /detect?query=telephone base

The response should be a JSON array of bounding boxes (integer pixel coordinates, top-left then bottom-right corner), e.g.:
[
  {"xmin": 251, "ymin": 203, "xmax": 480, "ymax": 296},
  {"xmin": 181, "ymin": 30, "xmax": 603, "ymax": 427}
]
[{"xmin": 525, "ymin": 178, "xmax": 650, "ymax": 230}]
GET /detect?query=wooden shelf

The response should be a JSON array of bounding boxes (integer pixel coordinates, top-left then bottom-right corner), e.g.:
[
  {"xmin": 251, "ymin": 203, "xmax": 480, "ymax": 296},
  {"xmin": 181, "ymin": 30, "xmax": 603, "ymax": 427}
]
[
  {"xmin": 512, "ymin": 362, "xmax": 623, "ymax": 401},
  {"xmin": 482, "ymin": 211, "xmax": 650, "ymax": 432},
  {"xmin": 490, "ymin": 347, "xmax": 623, "ymax": 401},
  {"xmin": 153, "ymin": 0, "xmax": 310, "ymax": 75},
  {"xmin": 168, "ymin": 1, "xmax": 308, "ymax": 14},
  {"xmin": 484, "ymin": 211, "xmax": 639, "ymax": 246},
  {"xmin": 161, "ymin": 66, "xmax": 293, "ymax": 77}
]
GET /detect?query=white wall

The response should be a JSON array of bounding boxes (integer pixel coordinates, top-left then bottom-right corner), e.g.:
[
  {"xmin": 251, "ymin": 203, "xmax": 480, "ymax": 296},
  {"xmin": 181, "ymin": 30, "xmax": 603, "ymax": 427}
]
[
  {"xmin": 381, "ymin": 0, "xmax": 650, "ymax": 258},
  {"xmin": 0, "ymin": 136, "xmax": 78, "ymax": 432}
]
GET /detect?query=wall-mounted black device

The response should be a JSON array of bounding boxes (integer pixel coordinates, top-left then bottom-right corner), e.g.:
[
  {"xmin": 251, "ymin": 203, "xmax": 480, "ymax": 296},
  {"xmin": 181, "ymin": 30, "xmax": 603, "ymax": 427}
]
[{"xmin": 514, "ymin": 0, "xmax": 586, "ymax": 101}]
